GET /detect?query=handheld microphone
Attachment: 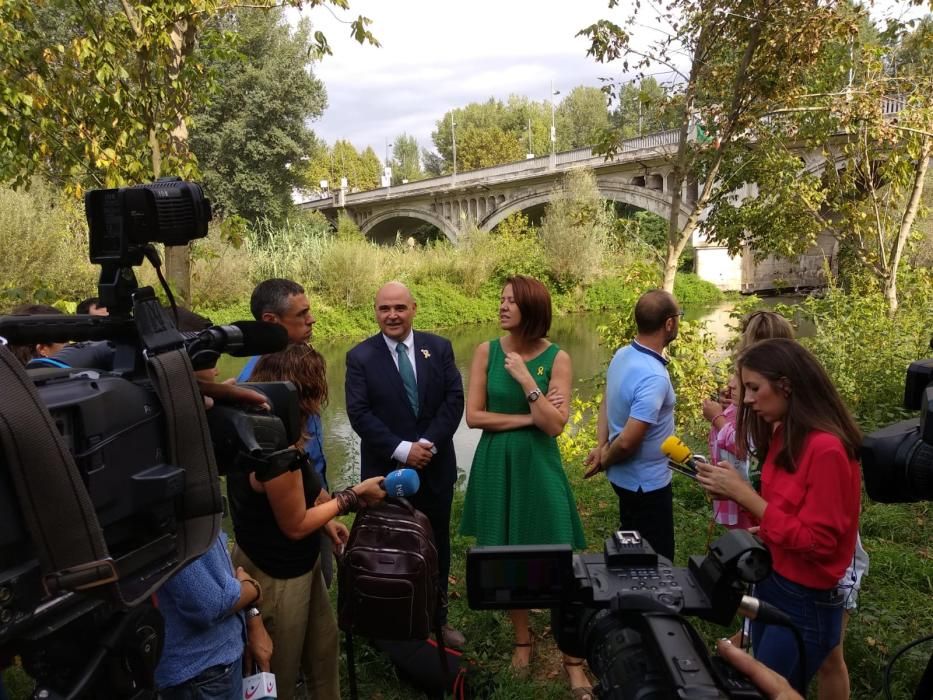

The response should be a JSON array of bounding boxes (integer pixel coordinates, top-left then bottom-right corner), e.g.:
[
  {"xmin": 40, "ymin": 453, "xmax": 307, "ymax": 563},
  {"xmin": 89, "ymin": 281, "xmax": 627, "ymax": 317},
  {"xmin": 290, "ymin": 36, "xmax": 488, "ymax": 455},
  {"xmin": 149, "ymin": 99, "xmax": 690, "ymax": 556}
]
[
  {"xmin": 660, "ymin": 435, "xmax": 707, "ymax": 479},
  {"xmin": 186, "ymin": 321, "xmax": 288, "ymax": 370},
  {"xmin": 382, "ymin": 468, "xmax": 420, "ymax": 498}
]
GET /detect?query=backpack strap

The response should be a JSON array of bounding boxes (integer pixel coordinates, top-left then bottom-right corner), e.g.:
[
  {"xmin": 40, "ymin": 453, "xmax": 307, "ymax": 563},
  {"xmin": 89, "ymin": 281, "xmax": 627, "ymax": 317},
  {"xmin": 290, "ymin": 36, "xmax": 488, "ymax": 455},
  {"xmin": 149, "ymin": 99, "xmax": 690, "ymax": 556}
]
[
  {"xmin": 345, "ymin": 630, "xmax": 358, "ymax": 700},
  {"xmin": 0, "ymin": 344, "xmax": 113, "ymax": 593}
]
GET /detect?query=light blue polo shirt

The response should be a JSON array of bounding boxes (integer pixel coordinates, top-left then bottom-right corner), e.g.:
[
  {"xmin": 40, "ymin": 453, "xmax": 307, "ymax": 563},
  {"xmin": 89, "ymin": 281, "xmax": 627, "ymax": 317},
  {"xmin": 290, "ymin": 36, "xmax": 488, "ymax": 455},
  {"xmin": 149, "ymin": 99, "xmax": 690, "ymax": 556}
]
[{"xmin": 605, "ymin": 340, "xmax": 675, "ymax": 492}]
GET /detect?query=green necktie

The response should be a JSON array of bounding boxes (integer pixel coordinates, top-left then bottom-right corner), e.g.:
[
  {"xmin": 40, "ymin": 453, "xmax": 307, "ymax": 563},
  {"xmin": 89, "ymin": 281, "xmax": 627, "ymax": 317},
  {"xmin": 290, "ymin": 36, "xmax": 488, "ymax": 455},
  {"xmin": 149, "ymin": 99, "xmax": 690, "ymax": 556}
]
[{"xmin": 396, "ymin": 342, "xmax": 419, "ymax": 415}]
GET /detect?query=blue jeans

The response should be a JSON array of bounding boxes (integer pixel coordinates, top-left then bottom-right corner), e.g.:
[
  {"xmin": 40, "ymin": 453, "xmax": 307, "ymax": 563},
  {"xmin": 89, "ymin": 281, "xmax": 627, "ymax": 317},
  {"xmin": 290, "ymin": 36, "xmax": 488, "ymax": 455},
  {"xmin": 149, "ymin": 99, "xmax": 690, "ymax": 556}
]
[
  {"xmin": 752, "ymin": 571, "xmax": 843, "ymax": 694},
  {"xmin": 158, "ymin": 661, "xmax": 242, "ymax": 700}
]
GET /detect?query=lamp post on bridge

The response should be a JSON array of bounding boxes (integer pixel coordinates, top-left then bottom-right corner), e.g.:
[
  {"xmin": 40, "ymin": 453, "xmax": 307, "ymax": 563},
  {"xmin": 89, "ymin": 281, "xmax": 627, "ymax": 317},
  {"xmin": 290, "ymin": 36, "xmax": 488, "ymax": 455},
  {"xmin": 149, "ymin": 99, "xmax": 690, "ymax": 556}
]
[
  {"xmin": 450, "ymin": 112, "xmax": 457, "ymax": 182},
  {"xmin": 550, "ymin": 82, "xmax": 560, "ymax": 168}
]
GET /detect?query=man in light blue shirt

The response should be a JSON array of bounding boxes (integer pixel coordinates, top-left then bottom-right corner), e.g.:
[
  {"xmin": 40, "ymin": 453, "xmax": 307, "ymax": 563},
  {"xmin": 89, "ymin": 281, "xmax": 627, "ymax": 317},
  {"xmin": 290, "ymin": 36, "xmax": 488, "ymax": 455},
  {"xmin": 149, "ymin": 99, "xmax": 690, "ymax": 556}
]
[{"xmin": 584, "ymin": 290, "xmax": 681, "ymax": 560}]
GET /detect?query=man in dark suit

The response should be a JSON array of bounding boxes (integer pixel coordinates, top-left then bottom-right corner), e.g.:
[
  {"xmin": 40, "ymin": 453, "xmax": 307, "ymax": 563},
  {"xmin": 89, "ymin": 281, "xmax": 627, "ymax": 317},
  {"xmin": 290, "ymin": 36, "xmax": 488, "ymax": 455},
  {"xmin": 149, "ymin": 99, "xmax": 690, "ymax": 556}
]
[{"xmin": 345, "ymin": 281, "xmax": 466, "ymax": 648}]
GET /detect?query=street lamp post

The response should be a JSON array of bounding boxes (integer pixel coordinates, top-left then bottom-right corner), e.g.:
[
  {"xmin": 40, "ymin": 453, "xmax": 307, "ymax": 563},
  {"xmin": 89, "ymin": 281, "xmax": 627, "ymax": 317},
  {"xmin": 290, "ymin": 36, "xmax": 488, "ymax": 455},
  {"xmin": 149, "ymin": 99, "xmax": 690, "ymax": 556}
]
[
  {"xmin": 550, "ymin": 82, "xmax": 560, "ymax": 155},
  {"xmin": 450, "ymin": 113, "xmax": 457, "ymax": 180}
]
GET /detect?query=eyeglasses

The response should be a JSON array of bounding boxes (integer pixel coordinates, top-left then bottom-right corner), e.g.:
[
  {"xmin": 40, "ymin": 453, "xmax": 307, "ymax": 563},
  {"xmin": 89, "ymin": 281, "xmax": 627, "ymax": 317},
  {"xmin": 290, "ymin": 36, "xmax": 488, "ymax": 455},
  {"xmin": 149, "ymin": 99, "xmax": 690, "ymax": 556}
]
[{"xmin": 669, "ymin": 311, "xmax": 685, "ymax": 320}]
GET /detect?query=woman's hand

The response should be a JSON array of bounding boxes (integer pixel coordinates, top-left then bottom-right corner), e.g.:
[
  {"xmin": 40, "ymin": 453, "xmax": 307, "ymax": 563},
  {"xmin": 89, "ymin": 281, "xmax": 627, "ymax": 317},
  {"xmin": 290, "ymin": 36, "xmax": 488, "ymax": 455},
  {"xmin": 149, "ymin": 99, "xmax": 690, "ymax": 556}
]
[
  {"xmin": 546, "ymin": 387, "xmax": 565, "ymax": 410},
  {"xmin": 697, "ymin": 460, "xmax": 751, "ymax": 501},
  {"xmin": 503, "ymin": 351, "xmax": 533, "ymax": 387},
  {"xmin": 324, "ymin": 520, "xmax": 349, "ymax": 553},
  {"xmin": 352, "ymin": 476, "xmax": 387, "ymax": 506}
]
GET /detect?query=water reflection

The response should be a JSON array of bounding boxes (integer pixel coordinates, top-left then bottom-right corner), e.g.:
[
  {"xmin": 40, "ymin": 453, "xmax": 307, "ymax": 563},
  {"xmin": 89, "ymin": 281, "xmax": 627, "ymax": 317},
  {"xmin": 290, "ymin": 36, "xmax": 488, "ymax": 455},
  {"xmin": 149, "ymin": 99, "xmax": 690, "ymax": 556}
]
[{"xmin": 217, "ymin": 297, "xmax": 801, "ymax": 487}]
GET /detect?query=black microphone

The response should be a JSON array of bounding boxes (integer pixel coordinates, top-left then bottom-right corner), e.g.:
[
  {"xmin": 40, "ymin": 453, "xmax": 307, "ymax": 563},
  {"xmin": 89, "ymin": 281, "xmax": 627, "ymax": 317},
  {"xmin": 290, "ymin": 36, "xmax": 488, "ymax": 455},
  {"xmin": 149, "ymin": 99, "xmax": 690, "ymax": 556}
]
[{"xmin": 186, "ymin": 321, "xmax": 288, "ymax": 370}]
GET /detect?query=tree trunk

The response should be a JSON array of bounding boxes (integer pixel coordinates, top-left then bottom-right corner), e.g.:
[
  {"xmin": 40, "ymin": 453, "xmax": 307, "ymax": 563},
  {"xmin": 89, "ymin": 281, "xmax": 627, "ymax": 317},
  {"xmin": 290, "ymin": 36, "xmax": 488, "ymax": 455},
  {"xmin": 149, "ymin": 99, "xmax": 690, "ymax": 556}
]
[
  {"xmin": 165, "ymin": 244, "xmax": 192, "ymax": 303},
  {"xmin": 884, "ymin": 136, "xmax": 931, "ymax": 315}
]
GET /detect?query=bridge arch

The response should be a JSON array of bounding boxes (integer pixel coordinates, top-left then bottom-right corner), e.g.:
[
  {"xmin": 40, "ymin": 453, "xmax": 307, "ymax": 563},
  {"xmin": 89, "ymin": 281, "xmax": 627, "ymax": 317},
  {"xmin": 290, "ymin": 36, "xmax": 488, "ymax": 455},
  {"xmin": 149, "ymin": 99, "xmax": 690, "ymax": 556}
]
[
  {"xmin": 479, "ymin": 184, "xmax": 692, "ymax": 232},
  {"xmin": 359, "ymin": 207, "xmax": 459, "ymax": 244}
]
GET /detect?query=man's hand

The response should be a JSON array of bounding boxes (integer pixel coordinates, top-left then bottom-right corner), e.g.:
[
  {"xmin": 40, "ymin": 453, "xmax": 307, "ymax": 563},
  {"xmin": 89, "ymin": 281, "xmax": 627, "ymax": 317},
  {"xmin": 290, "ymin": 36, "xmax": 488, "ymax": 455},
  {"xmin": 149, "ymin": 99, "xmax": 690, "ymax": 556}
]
[
  {"xmin": 583, "ymin": 446, "xmax": 603, "ymax": 479},
  {"xmin": 324, "ymin": 520, "xmax": 350, "ymax": 554},
  {"xmin": 244, "ymin": 615, "xmax": 273, "ymax": 673},
  {"xmin": 406, "ymin": 442, "xmax": 434, "ymax": 469},
  {"xmin": 716, "ymin": 640, "xmax": 802, "ymax": 699}
]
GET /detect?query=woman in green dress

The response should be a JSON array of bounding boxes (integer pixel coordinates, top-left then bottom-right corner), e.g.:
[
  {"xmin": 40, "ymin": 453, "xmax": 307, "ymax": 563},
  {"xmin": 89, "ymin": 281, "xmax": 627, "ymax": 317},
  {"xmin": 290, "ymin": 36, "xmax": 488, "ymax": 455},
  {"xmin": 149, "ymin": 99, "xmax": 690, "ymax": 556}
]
[{"xmin": 460, "ymin": 275, "xmax": 591, "ymax": 699}]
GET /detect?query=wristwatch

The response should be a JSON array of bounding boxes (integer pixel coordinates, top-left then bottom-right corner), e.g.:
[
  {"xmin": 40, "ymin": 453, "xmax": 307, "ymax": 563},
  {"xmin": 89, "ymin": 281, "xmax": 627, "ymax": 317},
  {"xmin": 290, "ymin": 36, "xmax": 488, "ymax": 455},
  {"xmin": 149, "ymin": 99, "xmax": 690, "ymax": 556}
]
[
  {"xmin": 245, "ymin": 606, "xmax": 261, "ymax": 620},
  {"xmin": 526, "ymin": 388, "xmax": 541, "ymax": 403}
]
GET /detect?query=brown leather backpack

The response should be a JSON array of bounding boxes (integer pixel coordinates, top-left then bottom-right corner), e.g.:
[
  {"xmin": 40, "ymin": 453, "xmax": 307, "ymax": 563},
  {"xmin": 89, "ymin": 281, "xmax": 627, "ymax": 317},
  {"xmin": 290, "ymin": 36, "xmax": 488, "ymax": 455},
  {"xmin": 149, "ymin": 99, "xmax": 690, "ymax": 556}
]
[{"xmin": 337, "ymin": 497, "xmax": 439, "ymax": 640}]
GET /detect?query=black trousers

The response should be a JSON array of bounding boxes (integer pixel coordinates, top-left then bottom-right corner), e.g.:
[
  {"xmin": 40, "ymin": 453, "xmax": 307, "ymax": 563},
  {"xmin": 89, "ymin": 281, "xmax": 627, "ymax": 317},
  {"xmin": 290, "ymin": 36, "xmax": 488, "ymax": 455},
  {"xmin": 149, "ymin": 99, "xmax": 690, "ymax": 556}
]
[
  {"xmin": 410, "ymin": 488, "xmax": 453, "ymax": 625},
  {"xmin": 611, "ymin": 481, "xmax": 675, "ymax": 562}
]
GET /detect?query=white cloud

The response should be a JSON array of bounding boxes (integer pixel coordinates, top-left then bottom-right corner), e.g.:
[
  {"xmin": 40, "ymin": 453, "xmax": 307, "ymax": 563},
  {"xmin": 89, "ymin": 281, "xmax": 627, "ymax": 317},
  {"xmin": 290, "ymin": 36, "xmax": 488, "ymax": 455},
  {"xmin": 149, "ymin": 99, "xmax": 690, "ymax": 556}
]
[{"xmin": 298, "ymin": 0, "xmax": 623, "ymax": 159}]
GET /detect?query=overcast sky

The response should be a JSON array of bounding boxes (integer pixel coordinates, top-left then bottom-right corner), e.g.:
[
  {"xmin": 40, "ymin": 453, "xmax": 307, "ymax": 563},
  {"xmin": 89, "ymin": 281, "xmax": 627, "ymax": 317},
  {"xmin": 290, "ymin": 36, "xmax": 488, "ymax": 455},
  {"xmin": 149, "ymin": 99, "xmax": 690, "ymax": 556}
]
[
  {"xmin": 299, "ymin": 0, "xmax": 625, "ymax": 162},
  {"xmin": 298, "ymin": 0, "xmax": 927, "ymax": 164}
]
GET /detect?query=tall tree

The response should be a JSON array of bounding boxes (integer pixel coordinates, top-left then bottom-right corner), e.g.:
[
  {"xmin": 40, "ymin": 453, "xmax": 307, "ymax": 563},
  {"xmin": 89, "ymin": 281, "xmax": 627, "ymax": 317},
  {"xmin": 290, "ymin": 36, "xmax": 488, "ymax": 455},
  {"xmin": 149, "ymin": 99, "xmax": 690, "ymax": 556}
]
[
  {"xmin": 0, "ymin": 0, "xmax": 377, "ymax": 300},
  {"xmin": 305, "ymin": 139, "xmax": 381, "ymax": 193},
  {"xmin": 555, "ymin": 86, "xmax": 610, "ymax": 150},
  {"xmin": 704, "ymin": 11, "xmax": 933, "ymax": 313},
  {"xmin": 580, "ymin": 0, "xmax": 853, "ymax": 292},
  {"xmin": 390, "ymin": 133, "xmax": 423, "ymax": 184},
  {"xmin": 609, "ymin": 77, "xmax": 681, "ymax": 140},
  {"xmin": 190, "ymin": 8, "xmax": 327, "ymax": 224}
]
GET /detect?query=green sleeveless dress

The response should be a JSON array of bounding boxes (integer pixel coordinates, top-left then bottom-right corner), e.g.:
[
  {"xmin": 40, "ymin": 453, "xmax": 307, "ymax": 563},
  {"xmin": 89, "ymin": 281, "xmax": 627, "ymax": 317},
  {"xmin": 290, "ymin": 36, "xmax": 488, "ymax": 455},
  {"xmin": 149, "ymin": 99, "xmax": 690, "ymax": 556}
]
[{"xmin": 460, "ymin": 339, "xmax": 586, "ymax": 548}]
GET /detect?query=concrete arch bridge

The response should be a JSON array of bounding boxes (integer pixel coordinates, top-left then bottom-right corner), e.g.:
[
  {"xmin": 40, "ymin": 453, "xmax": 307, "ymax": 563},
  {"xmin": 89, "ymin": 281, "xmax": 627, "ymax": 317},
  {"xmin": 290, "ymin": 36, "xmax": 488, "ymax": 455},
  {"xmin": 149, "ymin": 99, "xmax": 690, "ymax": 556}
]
[{"xmin": 300, "ymin": 129, "xmax": 851, "ymax": 293}]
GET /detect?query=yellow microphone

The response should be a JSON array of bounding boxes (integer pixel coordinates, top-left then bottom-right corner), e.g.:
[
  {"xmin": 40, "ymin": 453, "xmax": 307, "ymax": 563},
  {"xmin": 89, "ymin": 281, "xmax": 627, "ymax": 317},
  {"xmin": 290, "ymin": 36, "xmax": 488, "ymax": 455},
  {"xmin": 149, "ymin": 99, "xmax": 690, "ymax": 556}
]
[{"xmin": 660, "ymin": 435, "xmax": 705, "ymax": 479}]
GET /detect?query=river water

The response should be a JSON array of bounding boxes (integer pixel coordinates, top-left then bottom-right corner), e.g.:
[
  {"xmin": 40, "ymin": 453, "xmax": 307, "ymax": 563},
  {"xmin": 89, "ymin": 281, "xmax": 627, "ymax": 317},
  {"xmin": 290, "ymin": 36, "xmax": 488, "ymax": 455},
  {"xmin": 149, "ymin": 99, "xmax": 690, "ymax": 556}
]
[{"xmin": 217, "ymin": 297, "xmax": 799, "ymax": 486}]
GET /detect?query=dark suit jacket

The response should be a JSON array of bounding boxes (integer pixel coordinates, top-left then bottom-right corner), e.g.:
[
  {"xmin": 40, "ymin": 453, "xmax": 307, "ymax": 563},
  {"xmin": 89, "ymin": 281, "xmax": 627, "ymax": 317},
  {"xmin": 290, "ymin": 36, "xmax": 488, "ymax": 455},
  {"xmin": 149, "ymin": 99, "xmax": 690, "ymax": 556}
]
[{"xmin": 345, "ymin": 331, "xmax": 464, "ymax": 497}]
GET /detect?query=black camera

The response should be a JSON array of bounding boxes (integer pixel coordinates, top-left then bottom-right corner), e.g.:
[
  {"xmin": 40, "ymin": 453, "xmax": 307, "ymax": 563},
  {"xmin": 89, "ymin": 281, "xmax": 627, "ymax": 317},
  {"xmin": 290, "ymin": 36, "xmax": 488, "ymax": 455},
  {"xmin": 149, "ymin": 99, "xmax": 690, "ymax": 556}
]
[
  {"xmin": 861, "ymin": 338, "xmax": 933, "ymax": 503},
  {"xmin": 0, "ymin": 179, "xmax": 293, "ymax": 699},
  {"xmin": 467, "ymin": 530, "xmax": 773, "ymax": 699}
]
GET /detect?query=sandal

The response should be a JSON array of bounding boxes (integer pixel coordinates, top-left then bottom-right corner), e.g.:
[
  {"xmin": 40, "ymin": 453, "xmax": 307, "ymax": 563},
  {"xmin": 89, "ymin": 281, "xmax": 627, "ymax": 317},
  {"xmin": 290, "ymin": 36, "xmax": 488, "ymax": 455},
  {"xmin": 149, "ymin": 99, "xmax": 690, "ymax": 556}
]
[
  {"xmin": 563, "ymin": 659, "xmax": 594, "ymax": 700},
  {"xmin": 511, "ymin": 639, "xmax": 534, "ymax": 677}
]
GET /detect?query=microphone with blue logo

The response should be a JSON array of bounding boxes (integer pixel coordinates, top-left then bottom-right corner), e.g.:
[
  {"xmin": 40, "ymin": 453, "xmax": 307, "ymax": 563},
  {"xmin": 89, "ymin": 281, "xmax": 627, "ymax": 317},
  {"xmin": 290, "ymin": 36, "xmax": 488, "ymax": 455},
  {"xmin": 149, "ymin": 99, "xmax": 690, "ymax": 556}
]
[{"xmin": 382, "ymin": 468, "xmax": 421, "ymax": 498}]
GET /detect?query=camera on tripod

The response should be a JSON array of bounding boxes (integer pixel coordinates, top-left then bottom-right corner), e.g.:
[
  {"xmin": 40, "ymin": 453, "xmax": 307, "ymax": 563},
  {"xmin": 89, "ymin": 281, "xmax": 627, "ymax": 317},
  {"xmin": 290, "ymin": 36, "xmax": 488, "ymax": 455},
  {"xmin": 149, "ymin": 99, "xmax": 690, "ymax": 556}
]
[
  {"xmin": 0, "ymin": 178, "xmax": 295, "ymax": 699},
  {"xmin": 861, "ymin": 337, "xmax": 933, "ymax": 504},
  {"xmin": 467, "ymin": 529, "xmax": 773, "ymax": 699}
]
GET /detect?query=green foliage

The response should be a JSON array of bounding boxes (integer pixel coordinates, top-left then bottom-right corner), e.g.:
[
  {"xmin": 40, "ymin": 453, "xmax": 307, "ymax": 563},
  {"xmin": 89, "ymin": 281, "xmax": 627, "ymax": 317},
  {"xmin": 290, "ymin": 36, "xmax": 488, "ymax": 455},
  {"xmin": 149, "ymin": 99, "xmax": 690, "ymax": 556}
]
[
  {"xmin": 788, "ymin": 276, "xmax": 933, "ymax": 430},
  {"xmin": 537, "ymin": 169, "xmax": 613, "ymax": 290},
  {"xmin": 489, "ymin": 213, "xmax": 550, "ymax": 284},
  {"xmin": 389, "ymin": 133, "xmax": 424, "ymax": 185},
  {"xmin": 554, "ymin": 86, "xmax": 611, "ymax": 151},
  {"xmin": 0, "ymin": 179, "xmax": 96, "ymax": 304},
  {"xmin": 189, "ymin": 7, "xmax": 327, "ymax": 223},
  {"xmin": 607, "ymin": 77, "xmax": 682, "ymax": 141},
  {"xmin": 305, "ymin": 139, "xmax": 382, "ymax": 194}
]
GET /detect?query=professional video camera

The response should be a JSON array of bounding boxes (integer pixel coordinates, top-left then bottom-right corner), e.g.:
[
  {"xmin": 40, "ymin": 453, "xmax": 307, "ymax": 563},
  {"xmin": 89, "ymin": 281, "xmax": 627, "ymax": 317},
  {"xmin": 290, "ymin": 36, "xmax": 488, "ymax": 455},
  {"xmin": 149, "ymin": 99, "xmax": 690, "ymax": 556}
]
[
  {"xmin": 0, "ymin": 179, "xmax": 295, "ymax": 699},
  {"xmin": 860, "ymin": 340, "xmax": 933, "ymax": 699},
  {"xmin": 861, "ymin": 336, "xmax": 933, "ymax": 504},
  {"xmin": 467, "ymin": 530, "xmax": 786, "ymax": 699}
]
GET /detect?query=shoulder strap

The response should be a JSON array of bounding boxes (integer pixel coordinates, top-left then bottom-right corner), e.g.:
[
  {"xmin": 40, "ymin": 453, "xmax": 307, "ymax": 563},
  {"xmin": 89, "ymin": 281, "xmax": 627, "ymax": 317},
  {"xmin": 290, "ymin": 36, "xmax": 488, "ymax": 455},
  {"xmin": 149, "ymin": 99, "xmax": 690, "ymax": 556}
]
[{"xmin": 0, "ymin": 345, "xmax": 112, "ymax": 591}]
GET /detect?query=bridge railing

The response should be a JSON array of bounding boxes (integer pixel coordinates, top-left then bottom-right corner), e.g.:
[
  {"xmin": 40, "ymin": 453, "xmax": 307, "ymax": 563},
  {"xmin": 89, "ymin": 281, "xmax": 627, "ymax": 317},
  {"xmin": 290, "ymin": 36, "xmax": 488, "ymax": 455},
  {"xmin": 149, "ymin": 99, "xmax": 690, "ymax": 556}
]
[{"xmin": 306, "ymin": 130, "xmax": 684, "ymax": 208}]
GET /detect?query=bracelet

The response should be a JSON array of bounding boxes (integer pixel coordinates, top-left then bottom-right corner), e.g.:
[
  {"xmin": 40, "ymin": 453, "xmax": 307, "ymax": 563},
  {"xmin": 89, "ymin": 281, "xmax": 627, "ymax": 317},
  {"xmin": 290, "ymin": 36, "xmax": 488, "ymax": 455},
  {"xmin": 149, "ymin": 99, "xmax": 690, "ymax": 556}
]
[
  {"xmin": 334, "ymin": 488, "xmax": 360, "ymax": 515},
  {"xmin": 242, "ymin": 577, "xmax": 262, "ymax": 605}
]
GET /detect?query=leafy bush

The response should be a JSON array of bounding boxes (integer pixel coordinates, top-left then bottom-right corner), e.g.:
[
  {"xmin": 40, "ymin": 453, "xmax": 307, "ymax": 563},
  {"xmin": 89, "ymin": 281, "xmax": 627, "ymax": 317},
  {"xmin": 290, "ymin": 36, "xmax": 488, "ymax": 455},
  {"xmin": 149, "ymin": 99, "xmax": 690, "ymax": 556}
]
[
  {"xmin": 538, "ymin": 169, "xmax": 612, "ymax": 290},
  {"xmin": 0, "ymin": 179, "xmax": 96, "ymax": 306},
  {"xmin": 789, "ymin": 273, "xmax": 933, "ymax": 430}
]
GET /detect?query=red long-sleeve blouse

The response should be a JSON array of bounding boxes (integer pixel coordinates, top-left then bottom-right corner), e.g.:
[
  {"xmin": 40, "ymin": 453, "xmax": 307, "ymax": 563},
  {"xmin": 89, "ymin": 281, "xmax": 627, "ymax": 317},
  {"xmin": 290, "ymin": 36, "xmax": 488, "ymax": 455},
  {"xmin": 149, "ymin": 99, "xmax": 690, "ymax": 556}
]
[{"xmin": 758, "ymin": 426, "xmax": 861, "ymax": 590}]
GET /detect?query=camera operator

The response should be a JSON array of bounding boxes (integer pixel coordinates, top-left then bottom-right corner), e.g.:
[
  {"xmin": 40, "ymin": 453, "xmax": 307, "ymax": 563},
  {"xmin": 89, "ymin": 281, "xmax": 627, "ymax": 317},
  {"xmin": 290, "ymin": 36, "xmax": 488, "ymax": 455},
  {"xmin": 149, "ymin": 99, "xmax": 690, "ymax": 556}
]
[{"xmin": 697, "ymin": 339, "xmax": 862, "ymax": 693}]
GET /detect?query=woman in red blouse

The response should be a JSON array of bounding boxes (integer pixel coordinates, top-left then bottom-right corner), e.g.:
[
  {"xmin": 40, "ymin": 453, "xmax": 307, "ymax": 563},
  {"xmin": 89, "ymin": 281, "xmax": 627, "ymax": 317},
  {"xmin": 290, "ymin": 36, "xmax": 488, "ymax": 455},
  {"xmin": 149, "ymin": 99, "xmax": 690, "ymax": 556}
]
[{"xmin": 697, "ymin": 338, "xmax": 862, "ymax": 694}]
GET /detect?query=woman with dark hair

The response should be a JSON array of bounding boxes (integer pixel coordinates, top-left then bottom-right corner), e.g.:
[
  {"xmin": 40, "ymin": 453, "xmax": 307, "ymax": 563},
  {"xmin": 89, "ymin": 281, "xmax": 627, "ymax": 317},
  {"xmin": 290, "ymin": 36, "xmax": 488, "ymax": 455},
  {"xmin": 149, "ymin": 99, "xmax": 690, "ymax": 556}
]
[
  {"xmin": 460, "ymin": 275, "xmax": 589, "ymax": 698},
  {"xmin": 696, "ymin": 338, "xmax": 862, "ymax": 693},
  {"xmin": 229, "ymin": 343, "xmax": 384, "ymax": 700}
]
